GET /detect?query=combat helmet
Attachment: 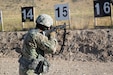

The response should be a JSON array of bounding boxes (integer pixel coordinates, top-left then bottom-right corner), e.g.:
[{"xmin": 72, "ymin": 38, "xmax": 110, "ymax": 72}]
[{"xmin": 36, "ymin": 14, "xmax": 53, "ymax": 27}]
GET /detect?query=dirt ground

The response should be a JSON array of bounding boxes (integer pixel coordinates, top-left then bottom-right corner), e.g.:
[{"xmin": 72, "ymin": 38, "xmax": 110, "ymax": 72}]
[
  {"xmin": 1, "ymin": 29, "xmax": 113, "ymax": 75},
  {"xmin": 0, "ymin": 58, "xmax": 113, "ymax": 75}
]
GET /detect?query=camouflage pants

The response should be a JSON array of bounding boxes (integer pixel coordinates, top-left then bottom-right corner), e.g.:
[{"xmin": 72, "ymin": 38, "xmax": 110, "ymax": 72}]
[{"xmin": 19, "ymin": 64, "xmax": 43, "ymax": 75}]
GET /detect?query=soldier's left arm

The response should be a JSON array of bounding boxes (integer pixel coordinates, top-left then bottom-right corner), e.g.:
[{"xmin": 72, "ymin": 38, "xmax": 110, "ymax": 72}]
[{"xmin": 35, "ymin": 32, "xmax": 58, "ymax": 53}]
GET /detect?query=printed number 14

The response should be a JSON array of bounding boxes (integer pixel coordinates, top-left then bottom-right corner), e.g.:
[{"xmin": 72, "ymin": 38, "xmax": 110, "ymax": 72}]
[{"xmin": 22, "ymin": 9, "xmax": 33, "ymax": 20}]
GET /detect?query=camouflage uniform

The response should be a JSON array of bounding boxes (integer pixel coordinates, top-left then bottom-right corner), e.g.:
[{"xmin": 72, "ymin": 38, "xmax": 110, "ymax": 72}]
[{"xmin": 19, "ymin": 14, "xmax": 58, "ymax": 75}]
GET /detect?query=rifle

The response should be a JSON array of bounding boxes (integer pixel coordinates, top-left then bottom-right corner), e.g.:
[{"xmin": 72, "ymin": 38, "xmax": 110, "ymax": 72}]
[{"xmin": 44, "ymin": 23, "xmax": 68, "ymax": 37}]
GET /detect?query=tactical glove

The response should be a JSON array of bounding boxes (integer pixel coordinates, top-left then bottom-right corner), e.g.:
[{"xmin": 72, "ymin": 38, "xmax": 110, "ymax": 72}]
[{"xmin": 50, "ymin": 32, "xmax": 56, "ymax": 39}]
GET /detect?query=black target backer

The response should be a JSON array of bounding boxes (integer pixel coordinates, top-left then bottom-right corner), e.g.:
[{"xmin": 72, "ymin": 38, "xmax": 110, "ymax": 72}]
[
  {"xmin": 21, "ymin": 7, "xmax": 34, "ymax": 22},
  {"xmin": 94, "ymin": 0, "xmax": 111, "ymax": 17}
]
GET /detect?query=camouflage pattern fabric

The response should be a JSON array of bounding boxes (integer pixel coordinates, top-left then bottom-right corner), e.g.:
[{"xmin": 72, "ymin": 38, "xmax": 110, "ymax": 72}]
[
  {"xmin": 36, "ymin": 14, "xmax": 53, "ymax": 27},
  {"xmin": 19, "ymin": 29, "xmax": 58, "ymax": 75}
]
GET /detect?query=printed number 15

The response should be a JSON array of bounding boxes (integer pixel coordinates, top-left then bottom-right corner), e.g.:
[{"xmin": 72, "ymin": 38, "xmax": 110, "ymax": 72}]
[{"xmin": 56, "ymin": 6, "xmax": 68, "ymax": 17}]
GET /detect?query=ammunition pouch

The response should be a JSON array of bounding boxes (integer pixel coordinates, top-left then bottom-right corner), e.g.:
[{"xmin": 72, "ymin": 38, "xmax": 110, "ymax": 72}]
[
  {"xmin": 43, "ymin": 59, "xmax": 50, "ymax": 73},
  {"xmin": 18, "ymin": 56, "xmax": 41, "ymax": 70},
  {"xmin": 35, "ymin": 55, "xmax": 50, "ymax": 74},
  {"xmin": 28, "ymin": 59, "xmax": 40, "ymax": 70}
]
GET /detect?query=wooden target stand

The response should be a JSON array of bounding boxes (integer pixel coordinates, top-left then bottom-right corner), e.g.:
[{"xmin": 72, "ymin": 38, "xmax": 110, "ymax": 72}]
[
  {"xmin": 0, "ymin": 10, "xmax": 4, "ymax": 31},
  {"xmin": 94, "ymin": 16, "xmax": 112, "ymax": 29}
]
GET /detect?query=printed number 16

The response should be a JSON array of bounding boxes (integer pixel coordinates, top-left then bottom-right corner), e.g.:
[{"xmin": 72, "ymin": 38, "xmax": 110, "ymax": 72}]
[{"xmin": 95, "ymin": 2, "xmax": 110, "ymax": 15}]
